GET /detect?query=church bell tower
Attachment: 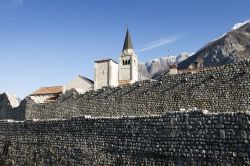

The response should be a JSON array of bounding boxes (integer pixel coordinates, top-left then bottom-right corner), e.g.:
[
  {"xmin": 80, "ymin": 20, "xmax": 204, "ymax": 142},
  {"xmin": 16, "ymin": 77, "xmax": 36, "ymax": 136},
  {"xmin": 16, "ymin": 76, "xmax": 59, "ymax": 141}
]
[{"xmin": 118, "ymin": 29, "xmax": 138, "ymax": 85}]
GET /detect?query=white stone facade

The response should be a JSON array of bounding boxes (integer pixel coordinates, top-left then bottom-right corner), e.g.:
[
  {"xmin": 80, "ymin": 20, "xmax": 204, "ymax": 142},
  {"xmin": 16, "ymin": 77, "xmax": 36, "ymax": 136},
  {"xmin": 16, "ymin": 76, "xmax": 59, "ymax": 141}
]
[
  {"xmin": 169, "ymin": 68, "xmax": 178, "ymax": 75},
  {"xmin": 30, "ymin": 94, "xmax": 56, "ymax": 103},
  {"xmin": 118, "ymin": 48, "xmax": 138, "ymax": 84},
  {"xmin": 64, "ymin": 75, "xmax": 94, "ymax": 94},
  {"xmin": 94, "ymin": 59, "xmax": 118, "ymax": 90}
]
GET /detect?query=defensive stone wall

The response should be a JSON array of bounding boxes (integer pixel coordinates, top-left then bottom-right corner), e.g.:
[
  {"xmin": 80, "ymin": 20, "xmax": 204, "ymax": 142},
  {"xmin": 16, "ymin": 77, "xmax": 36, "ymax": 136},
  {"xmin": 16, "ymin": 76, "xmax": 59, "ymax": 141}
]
[
  {"xmin": 25, "ymin": 61, "xmax": 250, "ymax": 120},
  {"xmin": 0, "ymin": 110, "xmax": 249, "ymax": 165}
]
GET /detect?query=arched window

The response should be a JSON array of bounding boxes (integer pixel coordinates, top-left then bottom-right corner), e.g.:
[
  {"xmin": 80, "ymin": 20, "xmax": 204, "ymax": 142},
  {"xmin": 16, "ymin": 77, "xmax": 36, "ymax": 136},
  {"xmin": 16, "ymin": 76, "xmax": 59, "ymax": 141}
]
[
  {"xmin": 128, "ymin": 59, "xmax": 130, "ymax": 65},
  {"xmin": 123, "ymin": 60, "xmax": 125, "ymax": 65},
  {"xmin": 125, "ymin": 60, "xmax": 128, "ymax": 65}
]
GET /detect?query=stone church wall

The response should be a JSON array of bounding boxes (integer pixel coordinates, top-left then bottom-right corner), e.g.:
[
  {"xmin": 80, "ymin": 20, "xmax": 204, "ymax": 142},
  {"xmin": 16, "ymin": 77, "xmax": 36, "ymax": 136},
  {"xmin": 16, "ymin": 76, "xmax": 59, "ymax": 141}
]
[
  {"xmin": 0, "ymin": 110, "xmax": 248, "ymax": 165},
  {"xmin": 25, "ymin": 61, "xmax": 250, "ymax": 120}
]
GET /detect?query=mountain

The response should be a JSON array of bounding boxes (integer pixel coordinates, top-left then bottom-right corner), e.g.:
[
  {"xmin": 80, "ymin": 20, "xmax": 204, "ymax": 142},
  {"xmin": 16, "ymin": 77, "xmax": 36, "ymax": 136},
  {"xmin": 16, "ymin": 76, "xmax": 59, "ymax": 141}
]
[
  {"xmin": 138, "ymin": 53, "xmax": 191, "ymax": 80},
  {"xmin": 6, "ymin": 93, "xmax": 21, "ymax": 108},
  {"xmin": 178, "ymin": 20, "xmax": 250, "ymax": 69}
]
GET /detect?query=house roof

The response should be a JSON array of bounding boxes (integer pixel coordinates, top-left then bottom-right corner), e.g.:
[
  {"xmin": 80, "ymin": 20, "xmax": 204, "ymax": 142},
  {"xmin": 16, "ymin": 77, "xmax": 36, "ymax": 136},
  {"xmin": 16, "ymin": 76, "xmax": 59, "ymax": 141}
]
[
  {"xmin": 170, "ymin": 64, "xmax": 178, "ymax": 69},
  {"xmin": 30, "ymin": 86, "xmax": 63, "ymax": 96},
  {"xmin": 94, "ymin": 59, "xmax": 118, "ymax": 64},
  {"xmin": 78, "ymin": 75, "xmax": 94, "ymax": 84}
]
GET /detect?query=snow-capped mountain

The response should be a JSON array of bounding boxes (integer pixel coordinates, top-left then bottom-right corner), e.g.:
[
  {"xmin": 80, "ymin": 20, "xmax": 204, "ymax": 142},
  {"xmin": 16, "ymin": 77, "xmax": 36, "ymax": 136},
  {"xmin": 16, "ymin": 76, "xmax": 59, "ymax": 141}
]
[
  {"xmin": 178, "ymin": 20, "xmax": 250, "ymax": 69},
  {"xmin": 138, "ymin": 53, "xmax": 191, "ymax": 80},
  {"xmin": 231, "ymin": 19, "xmax": 250, "ymax": 30},
  {"xmin": 6, "ymin": 93, "xmax": 21, "ymax": 108}
]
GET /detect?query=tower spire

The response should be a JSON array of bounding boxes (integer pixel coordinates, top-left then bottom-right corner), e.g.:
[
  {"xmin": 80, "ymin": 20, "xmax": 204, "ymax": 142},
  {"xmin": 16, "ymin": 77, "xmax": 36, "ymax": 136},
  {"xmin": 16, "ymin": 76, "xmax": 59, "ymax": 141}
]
[
  {"xmin": 122, "ymin": 28, "xmax": 133, "ymax": 51},
  {"xmin": 119, "ymin": 25, "xmax": 138, "ymax": 84}
]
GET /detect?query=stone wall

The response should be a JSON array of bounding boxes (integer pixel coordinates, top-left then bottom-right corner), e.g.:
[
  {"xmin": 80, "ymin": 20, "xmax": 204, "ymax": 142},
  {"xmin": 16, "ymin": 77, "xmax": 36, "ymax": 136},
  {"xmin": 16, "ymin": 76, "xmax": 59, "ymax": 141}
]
[
  {"xmin": 0, "ymin": 110, "xmax": 249, "ymax": 165},
  {"xmin": 25, "ymin": 61, "xmax": 250, "ymax": 120}
]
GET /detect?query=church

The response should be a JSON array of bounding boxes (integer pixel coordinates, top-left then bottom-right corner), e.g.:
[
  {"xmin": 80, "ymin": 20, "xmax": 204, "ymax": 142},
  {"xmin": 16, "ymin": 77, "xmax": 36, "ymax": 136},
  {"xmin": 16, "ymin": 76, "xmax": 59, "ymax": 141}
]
[
  {"xmin": 30, "ymin": 29, "xmax": 138, "ymax": 103},
  {"xmin": 94, "ymin": 29, "xmax": 138, "ymax": 90}
]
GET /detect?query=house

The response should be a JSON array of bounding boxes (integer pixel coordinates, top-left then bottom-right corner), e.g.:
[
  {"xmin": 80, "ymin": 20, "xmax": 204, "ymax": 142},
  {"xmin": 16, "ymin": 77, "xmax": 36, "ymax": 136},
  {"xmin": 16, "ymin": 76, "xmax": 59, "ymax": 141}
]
[
  {"xmin": 64, "ymin": 75, "xmax": 94, "ymax": 93},
  {"xmin": 29, "ymin": 86, "xmax": 63, "ymax": 103},
  {"xmin": 169, "ymin": 64, "xmax": 178, "ymax": 75}
]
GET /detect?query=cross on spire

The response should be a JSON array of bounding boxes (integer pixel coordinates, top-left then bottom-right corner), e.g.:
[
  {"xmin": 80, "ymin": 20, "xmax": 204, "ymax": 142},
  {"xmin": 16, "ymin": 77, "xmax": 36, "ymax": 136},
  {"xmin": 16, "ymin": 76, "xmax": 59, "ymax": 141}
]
[{"xmin": 126, "ymin": 20, "xmax": 129, "ymax": 30}]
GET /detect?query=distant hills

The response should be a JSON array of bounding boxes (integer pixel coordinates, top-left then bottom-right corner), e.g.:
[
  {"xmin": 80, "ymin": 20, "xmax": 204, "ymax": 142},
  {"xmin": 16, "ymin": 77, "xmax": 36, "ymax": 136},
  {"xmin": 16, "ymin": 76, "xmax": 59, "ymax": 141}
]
[
  {"xmin": 138, "ymin": 53, "xmax": 191, "ymax": 80},
  {"xmin": 178, "ymin": 20, "xmax": 250, "ymax": 69},
  {"xmin": 138, "ymin": 20, "xmax": 250, "ymax": 79}
]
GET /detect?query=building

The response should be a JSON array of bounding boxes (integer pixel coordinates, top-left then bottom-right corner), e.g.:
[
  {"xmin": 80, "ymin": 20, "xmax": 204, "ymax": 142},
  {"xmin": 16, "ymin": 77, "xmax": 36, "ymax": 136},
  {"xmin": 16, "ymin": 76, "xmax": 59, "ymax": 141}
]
[
  {"xmin": 30, "ymin": 75, "xmax": 94, "ymax": 103},
  {"xmin": 169, "ymin": 64, "xmax": 178, "ymax": 75},
  {"xmin": 94, "ymin": 29, "xmax": 138, "ymax": 90},
  {"xmin": 94, "ymin": 59, "xmax": 118, "ymax": 90},
  {"xmin": 29, "ymin": 86, "xmax": 63, "ymax": 103},
  {"xmin": 118, "ymin": 29, "xmax": 138, "ymax": 85},
  {"xmin": 64, "ymin": 75, "xmax": 94, "ymax": 94}
]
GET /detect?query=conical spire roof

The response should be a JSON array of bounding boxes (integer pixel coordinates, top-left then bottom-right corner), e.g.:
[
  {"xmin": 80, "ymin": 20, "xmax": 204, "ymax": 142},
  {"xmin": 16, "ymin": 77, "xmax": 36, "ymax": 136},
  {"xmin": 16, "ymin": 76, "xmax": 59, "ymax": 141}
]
[{"xmin": 122, "ymin": 29, "xmax": 133, "ymax": 51}]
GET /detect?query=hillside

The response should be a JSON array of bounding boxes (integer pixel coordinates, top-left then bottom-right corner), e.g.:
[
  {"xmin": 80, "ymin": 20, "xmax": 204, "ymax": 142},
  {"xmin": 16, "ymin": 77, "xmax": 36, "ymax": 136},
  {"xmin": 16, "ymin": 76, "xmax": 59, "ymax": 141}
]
[{"xmin": 178, "ymin": 21, "xmax": 250, "ymax": 69}]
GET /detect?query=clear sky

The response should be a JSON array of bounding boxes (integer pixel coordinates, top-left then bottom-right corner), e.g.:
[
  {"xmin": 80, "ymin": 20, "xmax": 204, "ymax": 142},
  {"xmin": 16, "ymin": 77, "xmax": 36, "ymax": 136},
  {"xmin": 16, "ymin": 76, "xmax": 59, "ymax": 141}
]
[{"xmin": 0, "ymin": 0, "xmax": 249, "ymax": 98}]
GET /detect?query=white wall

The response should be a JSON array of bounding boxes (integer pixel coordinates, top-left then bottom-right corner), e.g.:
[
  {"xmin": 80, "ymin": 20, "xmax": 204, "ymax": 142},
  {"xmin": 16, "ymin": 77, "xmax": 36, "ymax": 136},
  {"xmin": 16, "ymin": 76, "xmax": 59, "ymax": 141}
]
[
  {"xmin": 94, "ymin": 60, "xmax": 118, "ymax": 90},
  {"xmin": 109, "ymin": 61, "xmax": 118, "ymax": 87},
  {"xmin": 30, "ymin": 94, "xmax": 55, "ymax": 103},
  {"xmin": 64, "ymin": 76, "xmax": 93, "ymax": 94},
  {"xmin": 118, "ymin": 48, "xmax": 138, "ymax": 84},
  {"xmin": 131, "ymin": 53, "xmax": 138, "ymax": 82},
  {"xmin": 95, "ymin": 61, "xmax": 109, "ymax": 90},
  {"xmin": 169, "ymin": 68, "xmax": 178, "ymax": 75},
  {"xmin": 119, "ymin": 55, "xmax": 131, "ymax": 81}
]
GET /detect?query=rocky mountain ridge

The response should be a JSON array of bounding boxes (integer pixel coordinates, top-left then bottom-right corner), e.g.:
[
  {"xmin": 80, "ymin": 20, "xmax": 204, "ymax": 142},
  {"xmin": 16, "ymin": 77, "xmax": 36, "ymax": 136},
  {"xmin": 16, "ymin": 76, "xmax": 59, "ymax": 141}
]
[
  {"xmin": 178, "ymin": 20, "xmax": 250, "ymax": 69},
  {"xmin": 138, "ymin": 53, "xmax": 191, "ymax": 80}
]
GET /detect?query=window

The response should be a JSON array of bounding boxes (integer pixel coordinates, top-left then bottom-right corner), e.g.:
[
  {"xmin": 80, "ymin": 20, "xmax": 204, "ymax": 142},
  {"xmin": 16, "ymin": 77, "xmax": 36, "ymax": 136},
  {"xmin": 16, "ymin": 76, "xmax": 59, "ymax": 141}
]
[{"xmin": 122, "ymin": 59, "xmax": 131, "ymax": 65}]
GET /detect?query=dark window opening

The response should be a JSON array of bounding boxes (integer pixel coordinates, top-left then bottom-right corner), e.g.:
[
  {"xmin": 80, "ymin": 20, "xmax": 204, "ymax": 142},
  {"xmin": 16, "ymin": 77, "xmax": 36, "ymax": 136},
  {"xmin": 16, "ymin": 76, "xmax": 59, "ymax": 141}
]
[{"xmin": 128, "ymin": 59, "xmax": 131, "ymax": 65}]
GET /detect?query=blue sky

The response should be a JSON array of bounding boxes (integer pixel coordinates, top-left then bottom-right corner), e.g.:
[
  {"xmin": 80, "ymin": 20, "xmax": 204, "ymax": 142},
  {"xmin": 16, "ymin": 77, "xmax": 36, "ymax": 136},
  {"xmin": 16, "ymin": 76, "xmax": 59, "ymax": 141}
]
[{"xmin": 0, "ymin": 0, "xmax": 249, "ymax": 98}]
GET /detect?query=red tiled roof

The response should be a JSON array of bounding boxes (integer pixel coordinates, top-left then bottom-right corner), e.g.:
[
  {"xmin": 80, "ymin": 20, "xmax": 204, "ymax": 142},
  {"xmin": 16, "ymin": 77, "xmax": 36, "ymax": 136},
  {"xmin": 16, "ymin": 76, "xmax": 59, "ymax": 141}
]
[{"xmin": 30, "ymin": 86, "xmax": 63, "ymax": 96}]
